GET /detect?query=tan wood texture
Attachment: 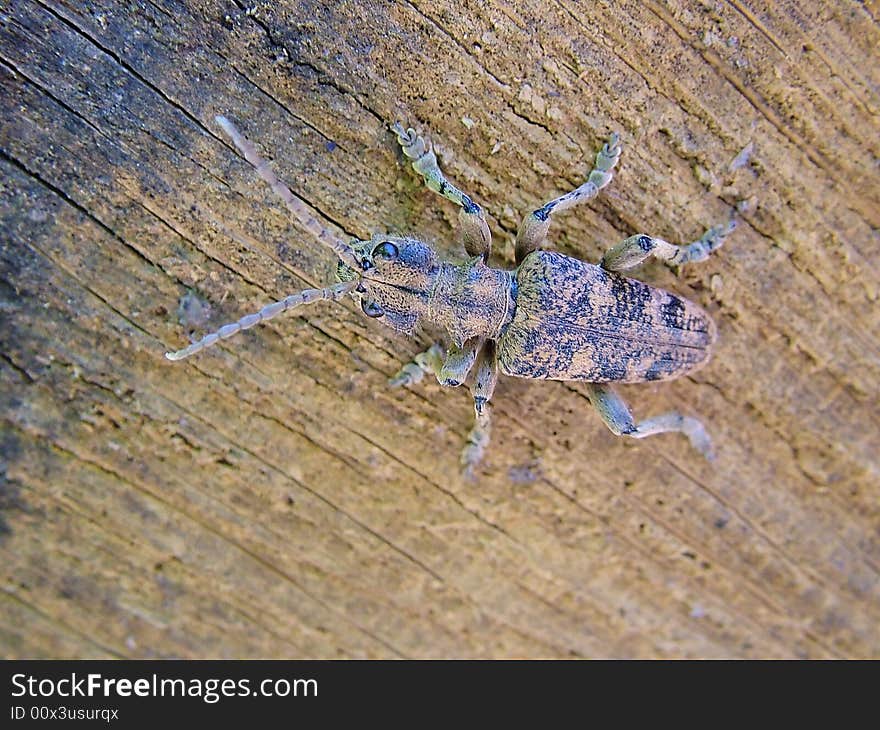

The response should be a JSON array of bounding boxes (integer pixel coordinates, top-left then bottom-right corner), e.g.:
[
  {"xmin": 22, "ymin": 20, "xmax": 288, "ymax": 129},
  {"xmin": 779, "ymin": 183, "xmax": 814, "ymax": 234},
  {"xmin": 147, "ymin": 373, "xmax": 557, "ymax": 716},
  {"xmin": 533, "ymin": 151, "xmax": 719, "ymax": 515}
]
[{"xmin": 1, "ymin": 0, "xmax": 878, "ymax": 658}]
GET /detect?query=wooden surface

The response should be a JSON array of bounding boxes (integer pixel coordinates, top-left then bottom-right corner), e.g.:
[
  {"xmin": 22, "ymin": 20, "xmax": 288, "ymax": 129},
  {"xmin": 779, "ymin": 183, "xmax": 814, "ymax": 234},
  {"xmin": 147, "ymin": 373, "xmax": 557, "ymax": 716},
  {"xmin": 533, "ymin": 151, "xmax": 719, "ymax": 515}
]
[{"xmin": 1, "ymin": 0, "xmax": 878, "ymax": 658}]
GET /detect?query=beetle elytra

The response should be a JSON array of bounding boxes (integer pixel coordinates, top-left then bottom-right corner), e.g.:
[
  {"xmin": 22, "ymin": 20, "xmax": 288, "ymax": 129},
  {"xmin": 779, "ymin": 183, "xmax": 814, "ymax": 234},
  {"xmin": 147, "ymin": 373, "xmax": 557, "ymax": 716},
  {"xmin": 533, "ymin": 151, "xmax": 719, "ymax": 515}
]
[{"xmin": 166, "ymin": 116, "xmax": 734, "ymax": 474}]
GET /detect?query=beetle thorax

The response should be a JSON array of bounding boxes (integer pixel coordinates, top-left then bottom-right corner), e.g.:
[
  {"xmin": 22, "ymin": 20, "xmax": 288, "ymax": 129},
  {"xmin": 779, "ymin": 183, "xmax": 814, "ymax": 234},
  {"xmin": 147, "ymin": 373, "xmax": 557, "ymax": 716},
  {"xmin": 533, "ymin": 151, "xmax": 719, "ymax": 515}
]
[{"xmin": 428, "ymin": 259, "xmax": 516, "ymax": 347}]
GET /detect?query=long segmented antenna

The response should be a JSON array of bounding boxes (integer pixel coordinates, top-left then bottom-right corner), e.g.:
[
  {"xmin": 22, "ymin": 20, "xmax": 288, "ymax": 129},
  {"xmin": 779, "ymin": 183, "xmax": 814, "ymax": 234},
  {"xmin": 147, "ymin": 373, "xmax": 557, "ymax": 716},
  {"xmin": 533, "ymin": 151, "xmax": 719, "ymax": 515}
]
[
  {"xmin": 215, "ymin": 115, "xmax": 361, "ymax": 269},
  {"xmin": 165, "ymin": 279, "xmax": 357, "ymax": 361}
]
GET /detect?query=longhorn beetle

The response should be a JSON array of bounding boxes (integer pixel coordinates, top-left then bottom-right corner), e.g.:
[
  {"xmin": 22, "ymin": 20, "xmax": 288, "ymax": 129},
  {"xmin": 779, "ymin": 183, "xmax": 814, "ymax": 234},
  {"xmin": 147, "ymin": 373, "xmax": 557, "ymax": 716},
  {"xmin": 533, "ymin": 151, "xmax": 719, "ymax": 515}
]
[{"xmin": 166, "ymin": 116, "xmax": 734, "ymax": 474}]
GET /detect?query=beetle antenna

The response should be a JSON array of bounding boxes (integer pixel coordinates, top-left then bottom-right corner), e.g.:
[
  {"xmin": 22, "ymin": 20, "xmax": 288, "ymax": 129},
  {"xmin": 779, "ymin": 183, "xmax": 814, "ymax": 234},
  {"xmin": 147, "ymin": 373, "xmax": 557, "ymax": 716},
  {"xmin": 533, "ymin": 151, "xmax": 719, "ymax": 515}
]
[
  {"xmin": 215, "ymin": 115, "xmax": 360, "ymax": 269},
  {"xmin": 165, "ymin": 279, "xmax": 357, "ymax": 361}
]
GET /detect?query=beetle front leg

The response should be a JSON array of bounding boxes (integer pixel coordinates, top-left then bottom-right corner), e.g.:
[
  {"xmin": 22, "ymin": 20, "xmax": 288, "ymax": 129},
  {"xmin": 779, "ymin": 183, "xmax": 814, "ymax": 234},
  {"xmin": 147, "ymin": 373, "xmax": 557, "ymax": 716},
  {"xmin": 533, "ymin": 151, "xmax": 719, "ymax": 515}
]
[
  {"xmin": 601, "ymin": 220, "xmax": 735, "ymax": 272},
  {"xmin": 516, "ymin": 132, "xmax": 621, "ymax": 264},
  {"xmin": 438, "ymin": 337, "xmax": 481, "ymax": 387},
  {"xmin": 392, "ymin": 123, "xmax": 492, "ymax": 259},
  {"xmin": 389, "ymin": 339, "xmax": 481, "ymax": 388},
  {"xmin": 585, "ymin": 383, "xmax": 715, "ymax": 460},
  {"xmin": 461, "ymin": 340, "xmax": 499, "ymax": 476},
  {"xmin": 389, "ymin": 342, "xmax": 446, "ymax": 387}
]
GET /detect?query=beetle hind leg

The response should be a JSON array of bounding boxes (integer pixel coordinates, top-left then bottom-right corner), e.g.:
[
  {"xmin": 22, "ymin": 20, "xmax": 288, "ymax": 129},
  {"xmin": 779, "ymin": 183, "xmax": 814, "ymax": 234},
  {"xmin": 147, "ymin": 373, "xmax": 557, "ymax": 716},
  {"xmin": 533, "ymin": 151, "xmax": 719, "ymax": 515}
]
[
  {"xmin": 585, "ymin": 383, "xmax": 715, "ymax": 460},
  {"xmin": 601, "ymin": 220, "xmax": 735, "ymax": 272},
  {"xmin": 391, "ymin": 122, "xmax": 492, "ymax": 259},
  {"xmin": 516, "ymin": 132, "xmax": 621, "ymax": 264}
]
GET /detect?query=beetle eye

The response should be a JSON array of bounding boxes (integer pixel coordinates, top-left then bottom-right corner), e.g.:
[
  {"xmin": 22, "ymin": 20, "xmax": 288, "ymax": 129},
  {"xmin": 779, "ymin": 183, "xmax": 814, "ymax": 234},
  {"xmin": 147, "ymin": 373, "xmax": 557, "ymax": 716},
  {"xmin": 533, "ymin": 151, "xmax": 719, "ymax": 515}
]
[
  {"xmin": 361, "ymin": 300, "xmax": 385, "ymax": 318},
  {"xmin": 373, "ymin": 241, "xmax": 398, "ymax": 261}
]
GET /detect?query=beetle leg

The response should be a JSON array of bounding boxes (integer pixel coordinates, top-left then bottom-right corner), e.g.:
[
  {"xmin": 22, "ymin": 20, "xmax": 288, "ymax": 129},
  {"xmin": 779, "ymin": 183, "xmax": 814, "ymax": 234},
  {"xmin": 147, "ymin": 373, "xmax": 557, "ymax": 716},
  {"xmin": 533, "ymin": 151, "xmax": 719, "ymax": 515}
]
[
  {"xmin": 516, "ymin": 132, "xmax": 621, "ymax": 264},
  {"xmin": 392, "ymin": 122, "xmax": 492, "ymax": 259},
  {"xmin": 388, "ymin": 342, "xmax": 446, "ymax": 387},
  {"xmin": 462, "ymin": 340, "xmax": 499, "ymax": 476},
  {"xmin": 584, "ymin": 383, "xmax": 715, "ymax": 460},
  {"xmin": 390, "ymin": 339, "xmax": 481, "ymax": 388},
  {"xmin": 438, "ymin": 337, "xmax": 481, "ymax": 387},
  {"xmin": 601, "ymin": 220, "xmax": 735, "ymax": 272}
]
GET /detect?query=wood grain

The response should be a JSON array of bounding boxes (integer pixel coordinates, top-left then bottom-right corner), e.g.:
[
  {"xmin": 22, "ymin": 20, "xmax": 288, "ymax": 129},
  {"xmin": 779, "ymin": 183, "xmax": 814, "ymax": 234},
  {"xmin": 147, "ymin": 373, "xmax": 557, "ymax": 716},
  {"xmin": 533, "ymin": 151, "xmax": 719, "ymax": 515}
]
[{"xmin": 1, "ymin": 0, "xmax": 878, "ymax": 658}]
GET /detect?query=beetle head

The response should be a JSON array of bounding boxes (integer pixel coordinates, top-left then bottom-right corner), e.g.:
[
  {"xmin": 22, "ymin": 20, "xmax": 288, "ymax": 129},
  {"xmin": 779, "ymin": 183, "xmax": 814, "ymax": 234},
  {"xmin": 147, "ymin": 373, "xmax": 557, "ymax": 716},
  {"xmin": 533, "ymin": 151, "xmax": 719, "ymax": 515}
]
[{"xmin": 336, "ymin": 235, "xmax": 439, "ymax": 333}]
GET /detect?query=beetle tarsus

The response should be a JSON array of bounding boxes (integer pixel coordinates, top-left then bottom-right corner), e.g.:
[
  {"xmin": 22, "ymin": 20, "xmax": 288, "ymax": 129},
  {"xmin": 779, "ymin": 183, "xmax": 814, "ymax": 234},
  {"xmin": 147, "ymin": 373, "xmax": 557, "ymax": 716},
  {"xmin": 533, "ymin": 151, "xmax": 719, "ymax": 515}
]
[
  {"xmin": 585, "ymin": 383, "xmax": 715, "ymax": 460},
  {"xmin": 461, "ymin": 403, "xmax": 492, "ymax": 478}
]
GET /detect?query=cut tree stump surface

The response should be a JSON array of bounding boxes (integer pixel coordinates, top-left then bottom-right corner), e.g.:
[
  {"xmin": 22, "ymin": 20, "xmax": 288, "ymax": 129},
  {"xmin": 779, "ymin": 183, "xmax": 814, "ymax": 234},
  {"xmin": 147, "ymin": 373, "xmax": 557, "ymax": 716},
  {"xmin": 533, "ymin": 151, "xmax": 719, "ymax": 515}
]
[{"xmin": 1, "ymin": 0, "xmax": 878, "ymax": 658}]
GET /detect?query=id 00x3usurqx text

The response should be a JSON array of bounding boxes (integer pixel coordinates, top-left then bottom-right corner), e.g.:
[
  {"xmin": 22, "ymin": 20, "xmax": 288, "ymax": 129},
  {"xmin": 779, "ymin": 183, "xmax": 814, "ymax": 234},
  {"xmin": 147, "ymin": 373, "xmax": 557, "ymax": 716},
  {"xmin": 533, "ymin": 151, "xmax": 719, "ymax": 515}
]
[{"xmin": 166, "ymin": 116, "xmax": 735, "ymax": 475}]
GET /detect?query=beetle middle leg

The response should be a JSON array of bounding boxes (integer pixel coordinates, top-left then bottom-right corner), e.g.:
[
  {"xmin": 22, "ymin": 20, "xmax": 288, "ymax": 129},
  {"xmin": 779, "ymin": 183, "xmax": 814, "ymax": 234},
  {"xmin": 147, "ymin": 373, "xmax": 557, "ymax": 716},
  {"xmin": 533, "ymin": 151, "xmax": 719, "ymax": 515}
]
[
  {"xmin": 601, "ymin": 220, "xmax": 735, "ymax": 272},
  {"xmin": 584, "ymin": 383, "xmax": 715, "ymax": 460},
  {"xmin": 392, "ymin": 123, "xmax": 492, "ymax": 259},
  {"xmin": 462, "ymin": 340, "xmax": 499, "ymax": 476},
  {"xmin": 515, "ymin": 132, "xmax": 621, "ymax": 264},
  {"xmin": 390, "ymin": 338, "xmax": 498, "ymax": 475}
]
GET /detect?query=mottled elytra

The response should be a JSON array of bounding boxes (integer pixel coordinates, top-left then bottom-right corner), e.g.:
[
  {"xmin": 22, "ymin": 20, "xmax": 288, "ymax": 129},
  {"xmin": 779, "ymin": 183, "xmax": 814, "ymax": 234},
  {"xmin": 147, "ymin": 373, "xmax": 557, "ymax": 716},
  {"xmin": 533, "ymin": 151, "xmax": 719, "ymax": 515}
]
[{"xmin": 166, "ymin": 116, "xmax": 735, "ymax": 474}]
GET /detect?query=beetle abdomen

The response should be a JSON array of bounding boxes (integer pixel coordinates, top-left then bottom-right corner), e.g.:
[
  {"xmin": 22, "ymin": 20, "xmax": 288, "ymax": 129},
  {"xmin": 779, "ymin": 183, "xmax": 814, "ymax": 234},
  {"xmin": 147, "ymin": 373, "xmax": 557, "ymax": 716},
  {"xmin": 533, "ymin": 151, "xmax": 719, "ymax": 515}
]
[{"xmin": 498, "ymin": 251, "xmax": 716, "ymax": 383}]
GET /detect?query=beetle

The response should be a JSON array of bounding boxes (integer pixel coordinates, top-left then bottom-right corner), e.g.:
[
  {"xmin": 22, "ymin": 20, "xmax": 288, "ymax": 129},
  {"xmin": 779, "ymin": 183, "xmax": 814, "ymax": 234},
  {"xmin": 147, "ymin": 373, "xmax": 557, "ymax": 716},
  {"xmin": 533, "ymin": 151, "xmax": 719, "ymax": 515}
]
[{"xmin": 166, "ymin": 116, "xmax": 734, "ymax": 473}]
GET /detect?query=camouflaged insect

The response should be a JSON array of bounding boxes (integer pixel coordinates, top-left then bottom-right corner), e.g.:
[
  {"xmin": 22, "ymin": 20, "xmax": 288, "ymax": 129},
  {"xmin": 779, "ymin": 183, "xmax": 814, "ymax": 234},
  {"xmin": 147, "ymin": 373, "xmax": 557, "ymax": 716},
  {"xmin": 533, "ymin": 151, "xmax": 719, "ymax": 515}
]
[{"xmin": 167, "ymin": 116, "xmax": 734, "ymax": 474}]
